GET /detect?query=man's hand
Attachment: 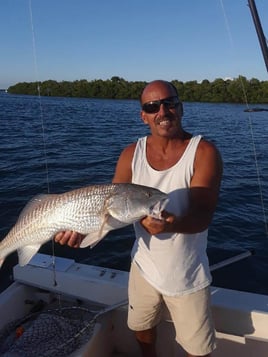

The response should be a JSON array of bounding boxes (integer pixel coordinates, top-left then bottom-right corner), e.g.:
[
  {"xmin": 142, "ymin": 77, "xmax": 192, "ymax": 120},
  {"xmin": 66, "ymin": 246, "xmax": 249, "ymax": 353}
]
[
  {"xmin": 140, "ymin": 210, "xmax": 175, "ymax": 235},
  {"xmin": 54, "ymin": 231, "xmax": 85, "ymax": 248}
]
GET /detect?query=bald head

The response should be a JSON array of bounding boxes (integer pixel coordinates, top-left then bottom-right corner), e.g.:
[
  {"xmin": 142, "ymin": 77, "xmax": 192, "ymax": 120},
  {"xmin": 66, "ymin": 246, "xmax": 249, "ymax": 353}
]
[
  {"xmin": 140, "ymin": 80, "xmax": 183, "ymax": 116},
  {"xmin": 141, "ymin": 80, "xmax": 179, "ymax": 104}
]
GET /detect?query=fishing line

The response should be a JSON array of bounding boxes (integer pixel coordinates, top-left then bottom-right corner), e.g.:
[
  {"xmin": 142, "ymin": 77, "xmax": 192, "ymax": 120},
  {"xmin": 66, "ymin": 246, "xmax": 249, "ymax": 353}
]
[
  {"xmin": 28, "ymin": 0, "xmax": 58, "ymax": 286},
  {"xmin": 28, "ymin": 0, "xmax": 50, "ymax": 195},
  {"xmin": 219, "ymin": 0, "xmax": 268, "ymax": 239},
  {"xmin": 219, "ymin": 0, "xmax": 250, "ymax": 106}
]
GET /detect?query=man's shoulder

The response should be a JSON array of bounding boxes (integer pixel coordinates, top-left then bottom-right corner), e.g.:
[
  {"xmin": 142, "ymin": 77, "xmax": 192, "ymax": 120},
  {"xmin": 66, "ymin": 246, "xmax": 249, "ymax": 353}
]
[
  {"xmin": 119, "ymin": 141, "xmax": 138, "ymax": 162},
  {"xmin": 123, "ymin": 141, "xmax": 137, "ymax": 153},
  {"xmin": 198, "ymin": 137, "xmax": 219, "ymax": 151},
  {"xmin": 196, "ymin": 137, "xmax": 222, "ymax": 165},
  {"xmin": 122, "ymin": 136, "xmax": 147, "ymax": 155}
]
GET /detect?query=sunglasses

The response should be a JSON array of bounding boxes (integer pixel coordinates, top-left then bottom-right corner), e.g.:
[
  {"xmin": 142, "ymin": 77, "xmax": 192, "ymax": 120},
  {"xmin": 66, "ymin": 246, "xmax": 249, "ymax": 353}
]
[{"xmin": 142, "ymin": 96, "xmax": 180, "ymax": 114}]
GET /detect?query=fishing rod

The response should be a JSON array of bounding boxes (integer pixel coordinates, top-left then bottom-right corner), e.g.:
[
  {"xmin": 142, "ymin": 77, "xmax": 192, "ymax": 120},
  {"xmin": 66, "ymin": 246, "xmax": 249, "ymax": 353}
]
[
  {"xmin": 248, "ymin": 0, "xmax": 268, "ymax": 73},
  {"xmin": 247, "ymin": 0, "xmax": 268, "ymax": 241}
]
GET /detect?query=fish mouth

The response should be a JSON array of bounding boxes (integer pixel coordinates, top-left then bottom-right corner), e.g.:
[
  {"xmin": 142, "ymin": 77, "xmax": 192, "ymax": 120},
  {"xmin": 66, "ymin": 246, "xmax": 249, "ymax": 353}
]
[{"xmin": 149, "ymin": 198, "xmax": 169, "ymax": 219}]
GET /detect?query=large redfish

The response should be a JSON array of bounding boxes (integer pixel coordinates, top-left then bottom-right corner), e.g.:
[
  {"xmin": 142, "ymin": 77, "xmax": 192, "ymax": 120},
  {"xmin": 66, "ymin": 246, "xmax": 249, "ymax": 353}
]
[{"xmin": 0, "ymin": 183, "xmax": 168, "ymax": 268}]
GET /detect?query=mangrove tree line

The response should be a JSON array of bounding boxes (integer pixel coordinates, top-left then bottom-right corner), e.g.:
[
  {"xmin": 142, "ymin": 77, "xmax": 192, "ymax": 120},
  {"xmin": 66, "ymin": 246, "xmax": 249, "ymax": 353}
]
[{"xmin": 7, "ymin": 76, "xmax": 268, "ymax": 103}]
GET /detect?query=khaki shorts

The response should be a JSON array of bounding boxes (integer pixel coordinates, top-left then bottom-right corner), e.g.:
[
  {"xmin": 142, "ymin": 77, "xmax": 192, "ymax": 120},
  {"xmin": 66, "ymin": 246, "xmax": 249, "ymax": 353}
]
[{"xmin": 128, "ymin": 263, "xmax": 216, "ymax": 355}]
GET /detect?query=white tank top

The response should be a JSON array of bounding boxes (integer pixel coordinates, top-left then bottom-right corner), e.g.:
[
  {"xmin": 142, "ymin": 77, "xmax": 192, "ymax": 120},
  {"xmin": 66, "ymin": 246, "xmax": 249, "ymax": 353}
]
[{"xmin": 131, "ymin": 135, "xmax": 211, "ymax": 296}]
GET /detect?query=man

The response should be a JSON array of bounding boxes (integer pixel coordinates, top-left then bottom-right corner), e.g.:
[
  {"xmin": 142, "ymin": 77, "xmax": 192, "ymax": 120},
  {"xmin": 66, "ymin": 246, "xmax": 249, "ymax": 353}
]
[{"xmin": 55, "ymin": 80, "xmax": 222, "ymax": 357}]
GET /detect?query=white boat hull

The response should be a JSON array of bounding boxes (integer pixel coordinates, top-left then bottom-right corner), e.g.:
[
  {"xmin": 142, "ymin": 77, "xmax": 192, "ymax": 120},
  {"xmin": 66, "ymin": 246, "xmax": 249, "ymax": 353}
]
[{"xmin": 1, "ymin": 253, "xmax": 268, "ymax": 356}]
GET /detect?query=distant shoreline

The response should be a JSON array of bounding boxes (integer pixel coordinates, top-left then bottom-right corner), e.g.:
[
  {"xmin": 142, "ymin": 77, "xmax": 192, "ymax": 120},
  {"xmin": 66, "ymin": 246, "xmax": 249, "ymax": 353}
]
[{"xmin": 6, "ymin": 76, "xmax": 268, "ymax": 104}]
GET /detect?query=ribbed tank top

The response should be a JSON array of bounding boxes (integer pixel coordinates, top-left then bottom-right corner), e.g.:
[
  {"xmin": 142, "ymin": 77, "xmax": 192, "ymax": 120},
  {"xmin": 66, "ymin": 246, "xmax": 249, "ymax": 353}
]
[{"xmin": 131, "ymin": 135, "xmax": 211, "ymax": 296}]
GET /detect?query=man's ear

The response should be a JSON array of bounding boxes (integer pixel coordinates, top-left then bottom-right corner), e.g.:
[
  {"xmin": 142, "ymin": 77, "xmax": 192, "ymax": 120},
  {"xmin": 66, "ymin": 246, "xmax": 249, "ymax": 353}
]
[{"xmin": 141, "ymin": 111, "xmax": 148, "ymax": 124}]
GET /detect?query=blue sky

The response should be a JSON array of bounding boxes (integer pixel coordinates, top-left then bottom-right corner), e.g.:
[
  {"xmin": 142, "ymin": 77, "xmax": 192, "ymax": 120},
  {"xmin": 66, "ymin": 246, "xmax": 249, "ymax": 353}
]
[{"xmin": 0, "ymin": 0, "xmax": 268, "ymax": 88}]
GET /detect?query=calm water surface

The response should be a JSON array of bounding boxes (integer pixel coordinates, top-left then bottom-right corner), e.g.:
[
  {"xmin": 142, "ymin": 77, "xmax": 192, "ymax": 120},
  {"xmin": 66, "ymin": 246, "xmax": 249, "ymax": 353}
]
[{"xmin": 0, "ymin": 93, "xmax": 267, "ymax": 290}]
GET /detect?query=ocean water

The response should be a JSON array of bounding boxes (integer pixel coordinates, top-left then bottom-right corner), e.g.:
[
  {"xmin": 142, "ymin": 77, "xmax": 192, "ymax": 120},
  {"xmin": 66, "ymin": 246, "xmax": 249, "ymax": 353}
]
[{"xmin": 0, "ymin": 93, "xmax": 268, "ymax": 291}]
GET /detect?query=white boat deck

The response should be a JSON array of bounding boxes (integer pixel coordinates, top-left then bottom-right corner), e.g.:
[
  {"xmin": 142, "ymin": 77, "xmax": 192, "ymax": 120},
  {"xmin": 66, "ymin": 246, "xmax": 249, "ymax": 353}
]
[{"xmin": 1, "ymin": 253, "xmax": 268, "ymax": 357}]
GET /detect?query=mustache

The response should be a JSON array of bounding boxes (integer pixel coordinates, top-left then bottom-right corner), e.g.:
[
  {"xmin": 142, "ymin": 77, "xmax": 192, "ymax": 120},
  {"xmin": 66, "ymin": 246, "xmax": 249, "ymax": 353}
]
[{"xmin": 154, "ymin": 115, "xmax": 175, "ymax": 125}]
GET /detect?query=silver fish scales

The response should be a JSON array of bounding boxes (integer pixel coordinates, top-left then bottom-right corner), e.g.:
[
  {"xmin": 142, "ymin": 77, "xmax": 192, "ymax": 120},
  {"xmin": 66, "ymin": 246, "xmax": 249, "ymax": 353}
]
[{"xmin": 0, "ymin": 183, "xmax": 168, "ymax": 268}]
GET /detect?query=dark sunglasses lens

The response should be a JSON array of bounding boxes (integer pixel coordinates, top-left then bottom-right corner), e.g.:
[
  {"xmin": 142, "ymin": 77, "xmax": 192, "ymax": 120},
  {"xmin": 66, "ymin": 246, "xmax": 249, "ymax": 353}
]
[
  {"xmin": 142, "ymin": 97, "xmax": 179, "ymax": 113},
  {"xmin": 164, "ymin": 100, "xmax": 176, "ymax": 109},
  {"xmin": 143, "ymin": 103, "xmax": 160, "ymax": 113}
]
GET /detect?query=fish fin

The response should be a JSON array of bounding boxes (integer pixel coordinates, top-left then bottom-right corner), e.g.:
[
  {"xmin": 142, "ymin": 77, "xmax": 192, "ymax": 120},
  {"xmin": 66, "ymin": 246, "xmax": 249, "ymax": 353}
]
[
  {"xmin": 17, "ymin": 244, "xmax": 42, "ymax": 266},
  {"xmin": 79, "ymin": 231, "xmax": 109, "ymax": 248},
  {"xmin": 80, "ymin": 213, "xmax": 113, "ymax": 248},
  {"xmin": 98, "ymin": 213, "xmax": 110, "ymax": 239},
  {"xmin": 80, "ymin": 214, "xmax": 124, "ymax": 249},
  {"xmin": 17, "ymin": 194, "xmax": 58, "ymax": 221}
]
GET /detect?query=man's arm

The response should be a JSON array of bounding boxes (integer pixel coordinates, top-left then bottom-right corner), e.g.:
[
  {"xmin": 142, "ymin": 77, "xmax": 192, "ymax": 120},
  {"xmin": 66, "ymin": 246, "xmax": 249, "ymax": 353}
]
[
  {"xmin": 141, "ymin": 140, "xmax": 223, "ymax": 235},
  {"xmin": 112, "ymin": 143, "xmax": 135, "ymax": 183}
]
